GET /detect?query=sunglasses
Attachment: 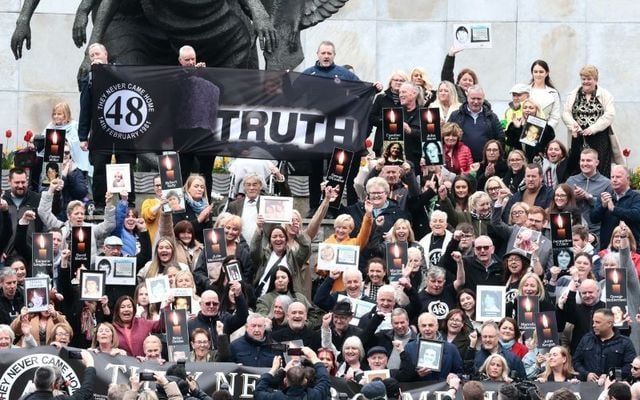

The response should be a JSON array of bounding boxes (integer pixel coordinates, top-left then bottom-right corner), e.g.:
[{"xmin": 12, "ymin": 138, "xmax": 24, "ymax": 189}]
[
  {"xmin": 475, "ymin": 245, "xmax": 491, "ymax": 251},
  {"xmin": 203, "ymin": 301, "xmax": 219, "ymax": 307}
]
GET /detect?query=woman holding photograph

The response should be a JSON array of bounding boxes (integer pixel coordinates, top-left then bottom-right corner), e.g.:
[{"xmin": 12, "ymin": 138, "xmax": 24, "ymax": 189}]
[
  {"xmin": 563, "ymin": 65, "xmax": 617, "ymax": 177},
  {"xmin": 368, "ymin": 71, "xmax": 408, "ymax": 156},
  {"xmin": 441, "ymin": 46, "xmax": 478, "ymax": 102},
  {"xmin": 479, "ymin": 354, "xmax": 512, "ymax": 383},
  {"xmin": 528, "ymin": 60, "xmax": 561, "ymax": 129},
  {"xmin": 442, "ymin": 309, "xmax": 476, "ymax": 363},
  {"xmin": 172, "ymin": 175, "xmax": 214, "ymax": 243},
  {"xmin": 10, "ymin": 304, "xmax": 69, "ymax": 347},
  {"xmin": 252, "ymin": 186, "xmax": 335, "ymax": 298},
  {"xmin": 537, "ymin": 346, "xmax": 578, "ymax": 383},
  {"xmin": 540, "ymin": 140, "xmax": 570, "ymax": 189},
  {"xmin": 111, "ymin": 295, "xmax": 168, "ymax": 357},
  {"xmin": 134, "ymin": 283, "xmax": 159, "ymax": 321},
  {"xmin": 505, "ymin": 99, "xmax": 555, "ymax": 163},
  {"xmin": 114, "ymin": 201, "xmax": 152, "ymax": 259},
  {"xmin": 172, "ymin": 270, "xmax": 201, "ymax": 316},
  {"xmin": 90, "ymin": 322, "xmax": 127, "ymax": 356},
  {"xmin": 549, "ymin": 252, "xmax": 596, "ymax": 302}
]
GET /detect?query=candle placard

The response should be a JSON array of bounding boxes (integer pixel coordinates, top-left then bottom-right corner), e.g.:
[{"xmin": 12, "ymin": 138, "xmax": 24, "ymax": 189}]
[
  {"xmin": 165, "ymin": 309, "xmax": 190, "ymax": 362},
  {"xmin": 535, "ymin": 311, "xmax": 559, "ymax": 349},
  {"xmin": 517, "ymin": 296, "xmax": 539, "ymax": 333},
  {"xmin": 72, "ymin": 226, "xmax": 92, "ymax": 278},
  {"xmin": 43, "ymin": 129, "xmax": 66, "ymax": 163},
  {"xmin": 605, "ymin": 268, "xmax": 628, "ymax": 328},
  {"xmin": 326, "ymin": 147, "xmax": 354, "ymax": 209},
  {"xmin": 158, "ymin": 153, "xmax": 186, "ymax": 213},
  {"xmin": 203, "ymin": 228, "xmax": 227, "ymax": 263},
  {"xmin": 550, "ymin": 212, "xmax": 573, "ymax": 248},
  {"xmin": 420, "ymin": 108, "xmax": 444, "ymax": 166},
  {"xmin": 382, "ymin": 107, "xmax": 405, "ymax": 162},
  {"xmin": 385, "ymin": 242, "xmax": 408, "ymax": 283},
  {"xmin": 31, "ymin": 233, "xmax": 53, "ymax": 277}
]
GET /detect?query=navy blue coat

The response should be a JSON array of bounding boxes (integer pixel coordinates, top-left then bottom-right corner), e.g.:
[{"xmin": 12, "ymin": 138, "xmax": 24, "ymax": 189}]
[
  {"xmin": 573, "ymin": 331, "xmax": 637, "ymax": 380},
  {"xmin": 230, "ymin": 333, "xmax": 278, "ymax": 368},
  {"xmin": 591, "ymin": 189, "xmax": 640, "ymax": 250},
  {"xmin": 254, "ymin": 362, "xmax": 331, "ymax": 400},
  {"xmin": 396, "ymin": 338, "xmax": 463, "ymax": 382}
]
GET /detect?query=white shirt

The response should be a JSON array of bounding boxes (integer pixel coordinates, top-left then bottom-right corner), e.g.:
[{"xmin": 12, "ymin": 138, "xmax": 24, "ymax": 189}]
[{"xmin": 241, "ymin": 197, "xmax": 259, "ymax": 243}]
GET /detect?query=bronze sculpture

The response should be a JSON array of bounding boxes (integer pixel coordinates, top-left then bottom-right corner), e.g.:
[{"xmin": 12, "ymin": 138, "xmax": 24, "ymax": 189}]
[{"xmin": 10, "ymin": 0, "xmax": 349, "ymax": 74}]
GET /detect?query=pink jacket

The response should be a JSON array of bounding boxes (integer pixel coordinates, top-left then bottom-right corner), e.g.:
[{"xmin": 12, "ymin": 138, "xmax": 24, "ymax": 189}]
[{"xmin": 113, "ymin": 317, "xmax": 163, "ymax": 357}]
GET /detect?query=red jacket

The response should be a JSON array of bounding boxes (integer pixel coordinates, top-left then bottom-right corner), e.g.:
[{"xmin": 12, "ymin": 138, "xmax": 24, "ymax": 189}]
[
  {"xmin": 510, "ymin": 341, "xmax": 528, "ymax": 359},
  {"xmin": 113, "ymin": 317, "xmax": 163, "ymax": 357},
  {"xmin": 444, "ymin": 142, "xmax": 474, "ymax": 174}
]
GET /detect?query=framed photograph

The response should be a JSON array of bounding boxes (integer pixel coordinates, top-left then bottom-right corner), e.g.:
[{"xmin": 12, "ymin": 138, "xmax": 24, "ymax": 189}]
[
  {"xmin": 553, "ymin": 248, "xmax": 574, "ymax": 272},
  {"xmin": 520, "ymin": 115, "xmax": 547, "ymax": 148},
  {"xmin": 337, "ymin": 295, "xmax": 375, "ymax": 326},
  {"xmin": 25, "ymin": 277, "xmax": 49, "ymax": 313},
  {"xmin": 513, "ymin": 227, "xmax": 541, "ymax": 255},
  {"xmin": 162, "ymin": 188, "xmax": 186, "ymax": 214},
  {"xmin": 146, "ymin": 275, "xmax": 171, "ymax": 303},
  {"xmin": 363, "ymin": 369, "xmax": 390, "ymax": 383},
  {"xmin": 106, "ymin": 164, "xmax": 132, "ymax": 193},
  {"xmin": 80, "ymin": 271, "xmax": 105, "ymax": 301},
  {"xmin": 95, "ymin": 256, "xmax": 137, "ymax": 286},
  {"xmin": 517, "ymin": 296, "xmax": 539, "ymax": 333},
  {"xmin": 317, "ymin": 243, "xmax": 359, "ymax": 271},
  {"xmin": 226, "ymin": 262, "xmax": 243, "ymax": 282},
  {"xmin": 476, "ymin": 285, "xmax": 506, "ymax": 322},
  {"xmin": 453, "ymin": 23, "xmax": 492, "ymax": 49},
  {"xmin": 259, "ymin": 196, "xmax": 294, "ymax": 224},
  {"xmin": 417, "ymin": 339, "xmax": 444, "ymax": 371},
  {"xmin": 171, "ymin": 288, "xmax": 193, "ymax": 313}
]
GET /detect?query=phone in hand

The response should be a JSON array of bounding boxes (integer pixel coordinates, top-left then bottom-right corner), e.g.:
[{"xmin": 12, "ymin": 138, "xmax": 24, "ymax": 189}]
[
  {"xmin": 287, "ymin": 348, "xmax": 303, "ymax": 356},
  {"xmin": 68, "ymin": 350, "xmax": 83, "ymax": 360},
  {"xmin": 139, "ymin": 372, "xmax": 155, "ymax": 381}
]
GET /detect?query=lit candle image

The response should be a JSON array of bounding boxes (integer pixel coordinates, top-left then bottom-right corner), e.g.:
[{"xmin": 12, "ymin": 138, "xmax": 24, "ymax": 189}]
[
  {"xmin": 76, "ymin": 229, "xmax": 86, "ymax": 253},
  {"xmin": 335, "ymin": 151, "xmax": 345, "ymax": 174},
  {"xmin": 392, "ymin": 244, "xmax": 402, "ymax": 268},
  {"xmin": 388, "ymin": 110, "xmax": 397, "ymax": 134},
  {"xmin": 164, "ymin": 156, "xmax": 175, "ymax": 181},
  {"xmin": 171, "ymin": 312, "xmax": 181, "ymax": 337},
  {"xmin": 426, "ymin": 110, "xmax": 435, "ymax": 134},
  {"xmin": 523, "ymin": 297, "xmax": 533, "ymax": 322},
  {"xmin": 38, "ymin": 235, "xmax": 47, "ymax": 258},
  {"xmin": 611, "ymin": 270, "xmax": 621, "ymax": 294},
  {"xmin": 210, "ymin": 231, "xmax": 220, "ymax": 253},
  {"xmin": 556, "ymin": 215, "xmax": 566, "ymax": 239},
  {"xmin": 542, "ymin": 314, "xmax": 551, "ymax": 337},
  {"xmin": 50, "ymin": 132, "xmax": 59, "ymax": 155}
]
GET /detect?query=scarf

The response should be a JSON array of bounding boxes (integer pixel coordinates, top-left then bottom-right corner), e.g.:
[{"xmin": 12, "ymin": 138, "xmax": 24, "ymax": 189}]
[
  {"xmin": 500, "ymin": 339, "xmax": 515, "ymax": 351},
  {"xmin": 184, "ymin": 192, "xmax": 209, "ymax": 214},
  {"xmin": 81, "ymin": 306, "xmax": 96, "ymax": 341}
]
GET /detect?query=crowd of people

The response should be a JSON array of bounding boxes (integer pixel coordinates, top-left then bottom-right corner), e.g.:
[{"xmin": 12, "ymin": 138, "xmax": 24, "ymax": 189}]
[{"xmin": 0, "ymin": 38, "xmax": 639, "ymax": 400}]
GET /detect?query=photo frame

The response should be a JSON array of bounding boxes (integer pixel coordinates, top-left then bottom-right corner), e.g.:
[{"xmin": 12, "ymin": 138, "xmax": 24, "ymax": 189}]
[
  {"xmin": 453, "ymin": 23, "xmax": 492, "ymax": 49},
  {"xmin": 417, "ymin": 339, "xmax": 444, "ymax": 371},
  {"xmin": 95, "ymin": 256, "xmax": 137, "ymax": 286},
  {"xmin": 513, "ymin": 227, "xmax": 541, "ymax": 255},
  {"xmin": 363, "ymin": 369, "xmax": 391, "ymax": 383},
  {"xmin": 337, "ymin": 295, "xmax": 375, "ymax": 326},
  {"xmin": 171, "ymin": 288, "xmax": 193, "ymax": 313},
  {"xmin": 225, "ymin": 262, "xmax": 243, "ymax": 282},
  {"xmin": 146, "ymin": 275, "xmax": 171, "ymax": 304},
  {"xmin": 520, "ymin": 115, "xmax": 547, "ymax": 148},
  {"xmin": 317, "ymin": 243, "xmax": 359, "ymax": 271},
  {"xmin": 24, "ymin": 277, "xmax": 49, "ymax": 313},
  {"xmin": 476, "ymin": 285, "xmax": 506, "ymax": 322},
  {"xmin": 259, "ymin": 196, "xmax": 294, "ymax": 224},
  {"xmin": 80, "ymin": 270, "xmax": 105, "ymax": 301},
  {"xmin": 106, "ymin": 164, "xmax": 132, "ymax": 193}
]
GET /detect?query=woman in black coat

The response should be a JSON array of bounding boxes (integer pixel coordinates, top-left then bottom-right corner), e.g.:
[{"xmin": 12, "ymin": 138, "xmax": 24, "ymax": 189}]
[{"xmin": 368, "ymin": 71, "xmax": 409, "ymax": 156}]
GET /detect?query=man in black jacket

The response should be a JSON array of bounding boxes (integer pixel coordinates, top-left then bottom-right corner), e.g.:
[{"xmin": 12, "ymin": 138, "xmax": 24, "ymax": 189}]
[
  {"xmin": 573, "ymin": 308, "xmax": 637, "ymax": 382},
  {"xmin": 0, "ymin": 268, "xmax": 24, "ymax": 325},
  {"xmin": 559, "ymin": 279, "xmax": 605, "ymax": 352},
  {"xmin": 189, "ymin": 288, "xmax": 248, "ymax": 349},
  {"xmin": 440, "ymin": 235, "xmax": 502, "ymax": 292},
  {"xmin": 319, "ymin": 300, "xmax": 363, "ymax": 360},
  {"xmin": 271, "ymin": 302, "xmax": 321, "ymax": 351},
  {"xmin": 23, "ymin": 350, "xmax": 95, "ymax": 400}
]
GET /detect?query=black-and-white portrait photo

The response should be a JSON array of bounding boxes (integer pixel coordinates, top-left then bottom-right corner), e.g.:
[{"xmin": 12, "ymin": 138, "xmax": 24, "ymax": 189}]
[{"xmin": 417, "ymin": 340, "xmax": 443, "ymax": 371}]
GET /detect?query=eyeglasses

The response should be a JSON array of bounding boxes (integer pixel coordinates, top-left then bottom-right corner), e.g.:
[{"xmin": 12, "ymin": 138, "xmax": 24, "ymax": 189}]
[
  {"xmin": 193, "ymin": 340, "xmax": 210, "ymax": 345},
  {"xmin": 368, "ymin": 191, "xmax": 386, "ymax": 197},
  {"xmin": 511, "ymin": 210, "xmax": 526, "ymax": 216},
  {"xmin": 449, "ymin": 319, "xmax": 463, "ymax": 324},
  {"xmin": 475, "ymin": 245, "xmax": 491, "ymax": 251},
  {"xmin": 487, "ymin": 186, "xmax": 501, "ymax": 191},
  {"xmin": 55, "ymin": 332, "xmax": 70, "ymax": 337},
  {"xmin": 203, "ymin": 301, "xmax": 219, "ymax": 307}
]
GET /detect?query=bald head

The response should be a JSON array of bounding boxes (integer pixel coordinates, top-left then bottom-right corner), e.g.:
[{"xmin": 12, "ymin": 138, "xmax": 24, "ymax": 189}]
[
  {"xmin": 200, "ymin": 290, "xmax": 220, "ymax": 316},
  {"xmin": 143, "ymin": 335, "xmax": 162, "ymax": 359},
  {"xmin": 611, "ymin": 165, "xmax": 630, "ymax": 194},
  {"xmin": 417, "ymin": 312, "xmax": 439, "ymax": 339},
  {"xmin": 287, "ymin": 301, "xmax": 307, "ymax": 330},
  {"xmin": 178, "ymin": 45, "xmax": 197, "ymax": 67},
  {"xmin": 579, "ymin": 279, "xmax": 600, "ymax": 306}
]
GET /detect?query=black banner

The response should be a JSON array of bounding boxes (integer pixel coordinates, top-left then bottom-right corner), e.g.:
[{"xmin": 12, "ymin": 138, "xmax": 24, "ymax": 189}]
[
  {"xmin": 90, "ymin": 65, "xmax": 375, "ymax": 160},
  {"xmin": 0, "ymin": 348, "xmax": 605, "ymax": 399}
]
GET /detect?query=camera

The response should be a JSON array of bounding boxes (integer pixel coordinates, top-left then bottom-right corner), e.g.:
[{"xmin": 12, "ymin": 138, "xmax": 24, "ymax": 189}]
[
  {"xmin": 270, "ymin": 343, "xmax": 289, "ymax": 353},
  {"xmin": 139, "ymin": 372, "xmax": 155, "ymax": 381},
  {"xmin": 68, "ymin": 350, "xmax": 83, "ymax": 360}
]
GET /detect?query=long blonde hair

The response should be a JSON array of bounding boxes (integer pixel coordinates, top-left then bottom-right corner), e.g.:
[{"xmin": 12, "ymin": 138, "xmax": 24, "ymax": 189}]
[
  {"xmin": 145, "ymin": 237, "xmax": 178, "ymax": 278},
  {"xmin": 538, "ymin": 346, "xmax": 576, "ymax": 382}
]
